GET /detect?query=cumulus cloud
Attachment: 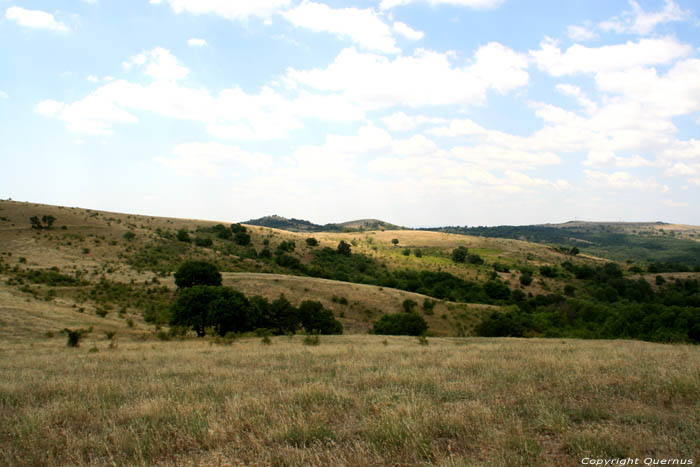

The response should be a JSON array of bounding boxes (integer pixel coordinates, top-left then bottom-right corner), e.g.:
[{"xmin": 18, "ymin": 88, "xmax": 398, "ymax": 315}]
[
  {"xmin": 566, "ymin": 24, "xmax": 598, "ymax": 42},
  {"xmin": 157, "ymin": 142, "xmax": 274, "ymax": 177},
  {"xmin": 584, "ymin": 170, "xmax": 667, "ymax": 192},
  {"xmin": 600, "ymin": 0, "xmax": 690, "ymax": 35},
  {"xmin": 152, "ymin": 0, "xmax": 291, "ymax": 20},
  {"xmin": 381, "ymin": 112, "xmax": 446, "ymax": 132},
  {"xmin": 36, "ymin": 47, "xmax": 366, "ymax": 139},
  {"xmin": 5, "ymin": 7, "xmax": 70, "ymax": 32},
  {"xmin": 530, "ymin": 36, "xmax": 691, "ymax": 77},
  {"xmin": 392, "ymin": 21, "xmax": 424, "ymax": 41},
  {"xmin": 283, "ymin": 2, "xmax": 398, "ymax": 54},
  {"xmin": 287, "ymin": 43, "xmax": 528, "ymax": 109}
]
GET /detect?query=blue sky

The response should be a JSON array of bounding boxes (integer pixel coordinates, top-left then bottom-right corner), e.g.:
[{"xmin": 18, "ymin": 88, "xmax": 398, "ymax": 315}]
[{"xmin": 1, "ymin": 0, "xmax": 699, "ymax": 226}]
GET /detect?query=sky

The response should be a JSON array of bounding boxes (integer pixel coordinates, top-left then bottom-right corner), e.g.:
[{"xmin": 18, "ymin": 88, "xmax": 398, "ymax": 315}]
[{"xmin": 1, "ymin": 0, "xmax": 699, "ymax": 227}]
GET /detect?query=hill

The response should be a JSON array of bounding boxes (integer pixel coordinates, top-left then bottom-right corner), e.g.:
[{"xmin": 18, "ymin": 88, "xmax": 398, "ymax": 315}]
[
  {"xmin": 244, "ymin": 215, "xmax": 401, "ymax": 232},
  {"xmin": 425, "ymin": 221, "xmax": 700, "ymax": 265},
  {"xmin": 2, "ymin": 199, "xmax": 700, "ymax": 344}
]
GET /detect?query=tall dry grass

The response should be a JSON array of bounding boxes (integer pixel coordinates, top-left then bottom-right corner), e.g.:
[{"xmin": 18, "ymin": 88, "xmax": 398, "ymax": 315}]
[{"xmin": 1, "ymin": 335, "xmax": 698, "ymax": 466}]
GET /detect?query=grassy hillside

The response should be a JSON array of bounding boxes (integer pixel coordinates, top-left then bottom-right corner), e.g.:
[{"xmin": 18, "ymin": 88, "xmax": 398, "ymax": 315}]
[
  {"xmin": 244, "ymin": 214, "xmax": 401, "ymax": 232},
  {"xmin": 0, "ymin": 199, "xmax": 600, "ymax": 338},
  {"xmin": 427, "ymin": 222, "xmax": 700, "ymax": 265}
]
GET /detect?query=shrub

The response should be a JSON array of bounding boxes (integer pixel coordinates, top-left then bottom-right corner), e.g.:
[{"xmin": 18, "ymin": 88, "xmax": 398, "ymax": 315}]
[
  {"xmin": 402, "ymin": 248, "xmax": 411, "ymax": 256},
  {"xmin": 234, "ymin": 231, "xmax": 251, "ymax": 246},
  {"xmin": 520, "ymin": 272, "xmax": 533, "ymax": 286},
  {"xmin": 391, "ymin": 238, "xmax": 399, "ymax": 246},
  {"xmin": 564, "ymin": 284, "xmax": 576, "ymax": 297},
  {"xmin": 174, "ymin": 261, "xmax": 222, "ymax": 288},
  {"xmin": 337, "ymin": 240, "xmax": 352, "ymax": 256},
  {"xmin": 123, "ymin": 231, "xmax": 136, "ymax": 241},
  {"xmin": 372, "ymin": 312, "xmax": 428, "ymax": 336},
  {"xmin": 176, "ymin": 229, "xmax": 191, "ymax": 243},
  {"xmin": 414, "ymin": 249, "xmax": 423, "ymax": 258},
  {"xmin": 452, "ymin": 246, "xmax": 468, "ymax": 263},
  {"xmin": 467, "ymin": 254, "xmax": 484, "ymax": 265},
  {"xmin": 303, "ymin": 332, "xmax": 321, "ymax": 346},
  {"xmin": 539, "ymin": 265, "xmax": 558, "ymax": 278},
  {"xmin": 306, "ymin": 237, "xmax": 319, "ymax": 247},
  {"xmin": 194, "ymin": 237, "xmax": 213, "ymax": 247},
  {"xmin": 422, "ymin": 299, "xmax": 436, "ymax": 314},
  {"xmin": 63, "ymin": 328, "xmax": 89, "ymax": 347},
  {"xmin": 298, "ymin": 300, "xmax": 343, "ymax": 334},
  {"xmin": 402, "ymin": 298, "xmax": 418, "ymax": 313}
]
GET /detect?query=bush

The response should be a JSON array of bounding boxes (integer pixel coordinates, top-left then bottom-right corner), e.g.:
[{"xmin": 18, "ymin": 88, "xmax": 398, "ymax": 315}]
[
  {"xmin": 452, "ymin": 246, "xmax": 468, "ymax": 263},
  {"xmin": 402, "ymin": 249, "xmax": 411, "ymax": 256},
  {"xmin": 467, "ymin": 253, "xmax": 484, "ymax": 265},
  {"xmin": 298, "ymin": 300, "xmax": 343, "ymax": 334},
  {"xmin": 414, "ymin": 249, "xmax": 423, "ymax": 258},
  {"xmin": 402, "ymin": 298, "xmax": 418, "ymax": 313},
  {"xmin": 234, "ymin": 231, "xmax": 251, "ymax": 246},
  {"xmin": 539, "ymin": 265, "xmax": 558, "ymax": 278},
  {"xmin": 372, "ymin": 312, "xmax": 428, "ymax": 336},
  {"xmin": 306, "ymin": 237, "xmax": 319, "ymax": 247},
  {"xmin": 520, "ymin": 272, "xmax": 533, "ymax": 286},
  {"xmin": 174, "ymin": 261, "xmax": 222, "ymax": 289},
  {"xmin": 337, "ymin": 240, "xmax": 352, "ymax": 256},
  {"xmin": 194, "ymin": 237, "xmax": 213, "ymax": 247},
  {"xmin": 123, "ymin": 231, "xmax": 136, "ymax": 241},
  {"xmin": 63, "ymin": 328, "xmax": 89, "ymax": 347},
  {"xmin": 176, "ymin": 229, "xmax": 191, "ymax": 243},
  {"xmin": 422, "ymin": 299, "xmax": 436, "ymax": 314}
]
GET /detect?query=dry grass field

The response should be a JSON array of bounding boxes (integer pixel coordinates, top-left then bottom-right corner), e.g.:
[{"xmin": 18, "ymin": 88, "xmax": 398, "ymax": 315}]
[
  {"xmin": 2, "ymin": 200, "xmax": 699, "ymax": 466},
  {"xmin": 1, "ymin": 334, "xmax": 698, "ymax": 466}
]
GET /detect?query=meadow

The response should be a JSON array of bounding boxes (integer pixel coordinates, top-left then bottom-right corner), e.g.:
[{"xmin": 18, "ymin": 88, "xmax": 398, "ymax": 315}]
[{"xmin": 2, "ymin": 334, "xmax": 699, "ymax": 466}]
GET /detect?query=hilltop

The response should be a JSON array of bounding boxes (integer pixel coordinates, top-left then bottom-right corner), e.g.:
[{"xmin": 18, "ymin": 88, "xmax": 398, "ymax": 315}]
[{"xmin": 244, "ymin": 214, "xmax": 401, "ymax": 232}]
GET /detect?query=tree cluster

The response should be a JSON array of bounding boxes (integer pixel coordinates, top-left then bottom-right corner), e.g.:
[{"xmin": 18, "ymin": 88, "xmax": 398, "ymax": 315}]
[{"xmin": 30, "ymin": 215, "xmax": 56, "ymax": 230}]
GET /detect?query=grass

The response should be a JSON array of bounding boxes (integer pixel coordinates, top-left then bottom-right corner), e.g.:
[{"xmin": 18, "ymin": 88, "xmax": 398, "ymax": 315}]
[{"xmin": 1, "ymin": 336, "xmax": 698, "ymax": 466}]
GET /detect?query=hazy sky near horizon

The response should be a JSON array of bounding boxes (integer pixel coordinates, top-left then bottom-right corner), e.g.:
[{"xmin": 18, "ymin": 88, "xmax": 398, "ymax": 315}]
[{"xmin": 2, "ymin": 0, "xmax": 700, "ymax": 227}]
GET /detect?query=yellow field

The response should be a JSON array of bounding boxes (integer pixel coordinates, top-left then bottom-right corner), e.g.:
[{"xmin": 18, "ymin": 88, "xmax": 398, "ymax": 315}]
[{"xmin": 1, "ymin": 334, "xmax": 698, "ymax": 466}]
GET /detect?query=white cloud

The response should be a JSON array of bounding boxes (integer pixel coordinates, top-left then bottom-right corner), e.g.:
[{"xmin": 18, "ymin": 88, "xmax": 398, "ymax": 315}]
[
  {"xmin": 427, "ymin": 118, "xmax": 486, "ymax": 137},
  {"xmin": 380, "ymin": 0, "xmax": 504, "ymax": 10},
  {"xmin": 392, "ymin": 21, "xmax": 424, "ymax": 41},
  {"xmin": 584, "ymin": 170, "xmax": 667, "ymax": 192},
  {"xmin": 123, "ymin": 47, "xmax": 189, "ymax": 82},
  {"xmin": 86, "ymin": 75, "xmax": 99, "ymax": 83},
  {"xmin": 600, "ymin": 0, "xmax": 690, "ymax": 35},
  {"xmin": 187, "ymin": 38, "xmax": 207, "ymax": 47},
  {"xmin": 381, "ymin": 112, "xmax": 446, "ymax": 132},
  {"xmin": 5, "ymin": 7, "xmax": 69, "ymax": 32},
  {"xmin": 451, "ymin": 145, "xmax": 561, "ymax": 171},
  {"xmin": 566, "ymin": 24, "xmax": 598, "ymax": 42},
  {"xmin": 287, "ymin": 43, "xmax": 528, "ymax": 109},
  {"xmin": 530, "ymin": 36, "xmax": 691, "ymax": 77},
  {"xmin": 157, "ymin": 142, "xmax": 274, "ymax": 177},
  {"xmin": 36, "ymin": 47, "xmax": 366, "ymax": 140},
  {"xmin": 555, "ymin": 84, "xmax": 597, "ymax": 114},
  {"xmin": 0, "ymin": 90, "xmax": 8, "ymax": 99},
  {"xmin": 665, "ymin": 163, "xmax": 699, "ymax": 177},
  {"xmin": 283, "ymin": 2, "xmax": 398, "ymax": 54},
  {"xmin": 153, "ymin": 0, "xmax": 291, "ymax": 20}
]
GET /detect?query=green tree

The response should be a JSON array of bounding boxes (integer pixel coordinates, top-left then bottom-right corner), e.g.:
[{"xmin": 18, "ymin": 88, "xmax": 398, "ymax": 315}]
[
  {"xmin": 402, "ymin": 298, "xmax": 418, "ymax": 313},
  {"xmin": 174, "ymin": 261, "xmax": 222, "ymax": 289},
  {"xmin": 451, "ymin": 246, "xmax": 468, "ymax": 263},
  {"xmin": 207, "ymin": 288, "xmax": 252, "ymax": 336},
  {"xmin": 298, "ymin": 300, "xmax": 343, "ymax": 334},
  {"xmin": 372, "ymin": 313, "xmax": 428, "ymax": 336},
  {"xmin": 169, "ymin": 285, "xmax": 222, "ymax": 336},
  {"xmin": 306, "ymin": 237, "xmax": 319, "ymax": 247},
  {"xmin": 337, "ymin": 240, "xmax": 352, "ymax": 256},
  {"xmin": 391, "ymin": 238, "xmax": 399, "ymax": 246}
]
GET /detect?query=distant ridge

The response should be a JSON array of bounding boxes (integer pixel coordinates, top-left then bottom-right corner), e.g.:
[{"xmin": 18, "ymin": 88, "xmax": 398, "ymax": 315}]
[{"xmin": 243, "ymin": 215, "xmax": 401, "ymax": 233}]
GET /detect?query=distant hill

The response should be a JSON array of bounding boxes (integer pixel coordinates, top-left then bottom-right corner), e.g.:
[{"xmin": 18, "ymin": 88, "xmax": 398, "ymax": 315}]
[
  {"xmin": 423, "ymin": 221, "xmax": 700, "ymax": 265},
  {"xmin": 244, "ymin": 215, "xmax": 401, "ymax": 232}
]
